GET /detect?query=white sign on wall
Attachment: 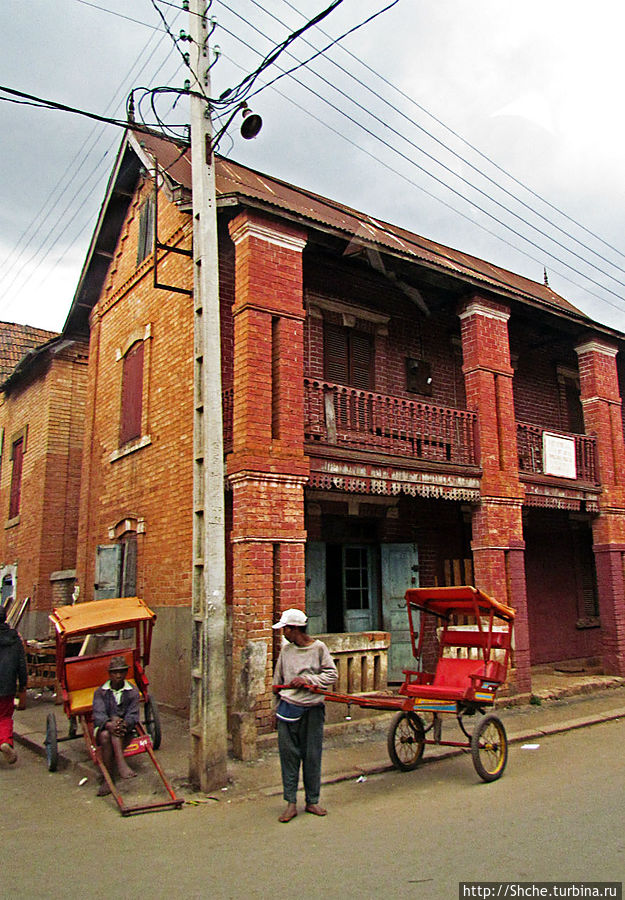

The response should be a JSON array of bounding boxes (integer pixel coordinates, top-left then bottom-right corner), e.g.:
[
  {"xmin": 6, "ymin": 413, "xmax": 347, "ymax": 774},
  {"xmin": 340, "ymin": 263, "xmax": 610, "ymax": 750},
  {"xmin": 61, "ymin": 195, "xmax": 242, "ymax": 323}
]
[{"xmin": 542, "ymin": 432, "xmax": 577, "ymax": 479}]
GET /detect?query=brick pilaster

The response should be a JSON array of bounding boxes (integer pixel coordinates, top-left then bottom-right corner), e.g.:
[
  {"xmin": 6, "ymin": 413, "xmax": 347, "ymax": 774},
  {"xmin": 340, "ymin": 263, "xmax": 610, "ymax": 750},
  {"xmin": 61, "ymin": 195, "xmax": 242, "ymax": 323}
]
[
  {"xmin": 226, "ymin": 211, "xmax": 309, "ymax": 758},
  {"xmin": 576, "ymin": 337, "xmax": 625, "ymax": 674},
  {"xmin": 460, "ymin": 296, "xmax": 530, "ymax": 692}
]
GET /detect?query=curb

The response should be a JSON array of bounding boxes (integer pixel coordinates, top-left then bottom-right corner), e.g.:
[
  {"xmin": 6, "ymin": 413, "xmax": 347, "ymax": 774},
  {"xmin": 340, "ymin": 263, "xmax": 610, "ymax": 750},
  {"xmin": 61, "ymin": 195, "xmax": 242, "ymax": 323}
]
[{"xmin": 249, "ymin": 705, "xmax": 625, "ymax": 801}]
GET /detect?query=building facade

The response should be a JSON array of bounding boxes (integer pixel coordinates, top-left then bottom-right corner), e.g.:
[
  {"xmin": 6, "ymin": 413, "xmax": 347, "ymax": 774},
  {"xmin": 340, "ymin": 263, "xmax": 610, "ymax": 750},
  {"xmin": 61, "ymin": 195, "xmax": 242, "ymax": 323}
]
[
  {"xmin": 0, "ymin": 325, "xmax": 88, "ymax": 632},
  {"xmin": 59, "ymin": 130, "xmax": 625, "ymax": 755}
]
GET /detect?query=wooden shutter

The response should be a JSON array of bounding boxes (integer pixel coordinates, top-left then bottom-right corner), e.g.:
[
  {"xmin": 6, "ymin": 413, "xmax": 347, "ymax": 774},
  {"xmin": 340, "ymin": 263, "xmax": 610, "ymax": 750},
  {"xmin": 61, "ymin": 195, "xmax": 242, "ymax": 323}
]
[
  {"xmin": 324, "ymin": 323, "xmax": 373, "ymax": 389},
  {"xmin": 324, "ymin": 323, "xmax": 349, "ymax": 384},
  {"xmin": 349, "ymin": 331, "xmax": 373, "ymax": 390},
  {"xmin": 121, "ymin": 534, "xmax": 137, "ymax": 596},
  {"xmin": 136, "ymin": 198, "xmax": 154, "ymax": 265},
  {"xmin": 9, "ymin": 438, "xmax": 23, "ymax": 519},
  {"xmin": 119, "ymin": 341, "xmax": 144, "ymax": 445}
]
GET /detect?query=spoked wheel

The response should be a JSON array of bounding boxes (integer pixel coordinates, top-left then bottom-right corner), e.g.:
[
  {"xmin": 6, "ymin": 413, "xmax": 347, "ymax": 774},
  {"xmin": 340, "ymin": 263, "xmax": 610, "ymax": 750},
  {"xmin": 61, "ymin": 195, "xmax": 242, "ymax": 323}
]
[
  {"xmin": 387, "ymin": 711, "xmax": 426, "ymax": 771},
  {"xmin": 45, "ymin": 712, "xmax": 58, "ymax": 772},
  {"xmin": 144, "ymin": 696, "xmax": 162, "ymax": 750},
  {"xmin": 470, "ymin": 713, "xmax": 508, "ymax": 782}
]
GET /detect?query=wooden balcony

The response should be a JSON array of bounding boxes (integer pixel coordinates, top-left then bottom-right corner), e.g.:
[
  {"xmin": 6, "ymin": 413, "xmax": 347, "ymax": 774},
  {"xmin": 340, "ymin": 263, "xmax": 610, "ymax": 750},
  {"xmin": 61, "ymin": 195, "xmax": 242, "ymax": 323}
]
[
  {"xmin": 304, "ymin": 379, "xmax": 478, "ymax": 467},
  {"xmin": 516, "ymin": 421, "xmax": 599, "ymax": 485}
]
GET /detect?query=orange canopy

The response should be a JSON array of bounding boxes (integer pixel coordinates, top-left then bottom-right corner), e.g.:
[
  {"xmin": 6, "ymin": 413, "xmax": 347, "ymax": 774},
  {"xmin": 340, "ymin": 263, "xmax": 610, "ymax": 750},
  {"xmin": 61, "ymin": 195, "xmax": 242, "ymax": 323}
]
[{"xmin": 49, "ymin": 596, "xmax": 156, "ymax": 638}]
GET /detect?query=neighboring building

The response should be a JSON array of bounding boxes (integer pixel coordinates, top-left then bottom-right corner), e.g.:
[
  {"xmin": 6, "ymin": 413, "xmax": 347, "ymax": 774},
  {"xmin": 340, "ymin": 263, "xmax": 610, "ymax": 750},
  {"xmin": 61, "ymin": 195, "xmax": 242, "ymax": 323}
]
[
  {"xmin": 62, "ymin": 129, "xmax": 625, "ymax": 755},
  {"xmin": 0, "ymin": 322, "xmax": 89, "ymax": 631}
]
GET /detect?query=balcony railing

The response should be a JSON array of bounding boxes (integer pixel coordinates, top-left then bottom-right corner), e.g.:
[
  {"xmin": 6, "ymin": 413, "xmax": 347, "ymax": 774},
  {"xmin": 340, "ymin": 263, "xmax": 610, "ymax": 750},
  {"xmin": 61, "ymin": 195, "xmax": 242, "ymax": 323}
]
[
  {"xmin": 516, "ymin": 422, "xmax": 598, "ymax": 484},
  {"xmin": 304, "ymin": 379, "xmax": 478, "ymax": 467}
]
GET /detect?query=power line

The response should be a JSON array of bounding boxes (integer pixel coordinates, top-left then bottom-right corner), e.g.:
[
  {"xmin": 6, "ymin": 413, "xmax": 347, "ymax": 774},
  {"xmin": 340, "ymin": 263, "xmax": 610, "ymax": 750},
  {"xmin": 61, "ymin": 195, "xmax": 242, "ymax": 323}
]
[
  {"xmin": 214, "ymin": 11, "xmax": 625, "ymax": 310},
  {"xmin": 217, "ymin": 48, "xmax": 625, "ymax": 318},
  {"xmin": 242, "ymin": 0, "xmax": 625, "ymax": 286},
  {"xmin": 274, "ymin": 0, "xmax": 625, "ymax": 269},
  {"xmin": 0, "ymin": 22, "xmax": 184, "ymax": 314}
]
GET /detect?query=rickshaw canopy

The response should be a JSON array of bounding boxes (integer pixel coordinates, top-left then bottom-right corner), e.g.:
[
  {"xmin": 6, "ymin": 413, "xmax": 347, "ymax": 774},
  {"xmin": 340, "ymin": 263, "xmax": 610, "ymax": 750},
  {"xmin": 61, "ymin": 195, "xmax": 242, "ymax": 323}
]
[
  {"xmin": 404, "ymin": 585, "xmax": 515, "ymax": 622},
  {"xmin": 49, "ymin": 596, "xmax": 156, "ymax": 639}
]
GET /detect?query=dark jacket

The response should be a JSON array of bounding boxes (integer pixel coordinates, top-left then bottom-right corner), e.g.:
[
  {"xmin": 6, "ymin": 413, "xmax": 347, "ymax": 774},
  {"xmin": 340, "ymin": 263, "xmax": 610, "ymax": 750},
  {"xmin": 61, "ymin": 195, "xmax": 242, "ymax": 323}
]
[
  {"xmin": 0, "ymin": 623, "xmax": 28, "ymax": 696},
  {"xmin": 92, "ymin": 681, "xmax": 140, "ymax": 732}
]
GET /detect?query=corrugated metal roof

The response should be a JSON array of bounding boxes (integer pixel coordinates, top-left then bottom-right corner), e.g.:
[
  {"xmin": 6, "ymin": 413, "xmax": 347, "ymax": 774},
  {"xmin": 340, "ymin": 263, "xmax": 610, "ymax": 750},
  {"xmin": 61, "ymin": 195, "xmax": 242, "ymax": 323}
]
[
  {"xmin": 0, "ymin": 321, "xmax": 59, "ymax": 382},
  {"xmin": 134, "ymin": 130, "xmax": 588, "ymax": 322}
]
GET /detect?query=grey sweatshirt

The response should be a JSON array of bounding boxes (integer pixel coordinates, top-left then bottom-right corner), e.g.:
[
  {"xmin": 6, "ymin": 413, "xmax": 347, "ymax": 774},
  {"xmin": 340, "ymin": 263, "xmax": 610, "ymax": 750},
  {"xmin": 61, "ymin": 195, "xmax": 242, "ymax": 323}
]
[{"xmin": 273, "ymin": 639, "xmax": 338, "ymax": 707}]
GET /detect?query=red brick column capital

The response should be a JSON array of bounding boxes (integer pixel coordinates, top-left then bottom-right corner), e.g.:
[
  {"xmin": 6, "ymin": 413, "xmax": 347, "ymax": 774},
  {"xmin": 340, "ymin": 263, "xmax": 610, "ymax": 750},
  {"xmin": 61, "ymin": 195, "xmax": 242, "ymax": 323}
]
[
  {"xmin": 459, "ymin": 296, "xmax": 513, "ymax": 376},
  {"xmin": 575, "ymin": 337, "xmax": 620, "ymax": 402}
]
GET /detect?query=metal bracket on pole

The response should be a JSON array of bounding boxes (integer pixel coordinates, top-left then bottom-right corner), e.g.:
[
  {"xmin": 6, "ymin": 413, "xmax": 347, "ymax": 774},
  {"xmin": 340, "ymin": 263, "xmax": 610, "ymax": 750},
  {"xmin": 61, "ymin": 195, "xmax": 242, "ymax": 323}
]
[{"xmin": 152, "ymin": 165, "xmax": 193, "ymax": 296}]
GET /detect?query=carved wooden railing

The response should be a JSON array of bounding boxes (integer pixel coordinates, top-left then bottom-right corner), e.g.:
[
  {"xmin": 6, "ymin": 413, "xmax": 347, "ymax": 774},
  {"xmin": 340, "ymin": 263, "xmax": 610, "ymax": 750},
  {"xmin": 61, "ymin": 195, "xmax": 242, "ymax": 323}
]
[
  {"xmin": 516, "ymin": 421, "xmax": 598, "ymax": 484},
  {"xmin": 304, "ymin": 379, "xmax": 478, "ymax": 466}
]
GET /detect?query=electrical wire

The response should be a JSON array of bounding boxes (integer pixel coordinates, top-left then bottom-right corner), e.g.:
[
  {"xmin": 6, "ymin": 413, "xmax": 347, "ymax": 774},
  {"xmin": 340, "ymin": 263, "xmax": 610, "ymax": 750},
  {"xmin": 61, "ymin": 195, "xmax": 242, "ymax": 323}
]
[
  {"xmin": 241, "ymin": 0, "xmax": 625, "ymax": 287},
  {"xmin": 0, "ymin": 24, "xmax": 168, "ymax": 279},
  {"xmin": 0, "ymin": 21, "xmax": 184, "ymax": 314},
  {"xmin": 274, "ymin": 0, "xmax": 625, "ymax": 268},
  {"xmin": 215, "ymin": 13, "xmax": 625, "ymax": 309},
  {"xmin": 216, "ymin": 48, "xmax": 625, "ymax": 318}
]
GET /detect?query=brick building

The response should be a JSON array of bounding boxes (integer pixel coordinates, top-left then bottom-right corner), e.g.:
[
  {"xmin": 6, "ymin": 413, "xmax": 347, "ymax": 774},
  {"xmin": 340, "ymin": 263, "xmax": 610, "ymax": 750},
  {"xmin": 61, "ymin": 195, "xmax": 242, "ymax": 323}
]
[
  {"xmin": 63, "ymin": 129, "xmax": 625, "ymax": 753},
  {"xmin": 0, "ymin": 323, "xmax": 89, "ymax": 631}
]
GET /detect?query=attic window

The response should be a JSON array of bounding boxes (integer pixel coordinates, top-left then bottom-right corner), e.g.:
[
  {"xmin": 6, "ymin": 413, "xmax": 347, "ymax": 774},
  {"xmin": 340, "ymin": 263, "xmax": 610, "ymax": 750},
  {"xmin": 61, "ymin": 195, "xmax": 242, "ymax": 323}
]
[{"xmin": 136, "ymin": 196, "xmax": 154, "ymax": 266}]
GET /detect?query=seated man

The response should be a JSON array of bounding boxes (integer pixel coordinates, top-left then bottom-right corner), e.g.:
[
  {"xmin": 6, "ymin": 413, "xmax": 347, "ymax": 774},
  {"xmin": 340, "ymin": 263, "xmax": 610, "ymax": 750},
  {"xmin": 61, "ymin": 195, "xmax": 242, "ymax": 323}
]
[{"xmin": 93, "ymin": 656, "xmax": 140, "ymax": 796}]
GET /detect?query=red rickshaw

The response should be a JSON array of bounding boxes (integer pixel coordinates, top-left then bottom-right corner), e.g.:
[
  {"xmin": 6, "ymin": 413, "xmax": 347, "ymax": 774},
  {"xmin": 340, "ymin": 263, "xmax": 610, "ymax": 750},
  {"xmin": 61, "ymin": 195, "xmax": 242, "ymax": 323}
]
[
  {"xmin": 45, "ymin": 596, "xmax": 183, "ymax": 815},
  {"xmin": 290, "ymin": 586, "xmax": 515, "ymax": 782}
]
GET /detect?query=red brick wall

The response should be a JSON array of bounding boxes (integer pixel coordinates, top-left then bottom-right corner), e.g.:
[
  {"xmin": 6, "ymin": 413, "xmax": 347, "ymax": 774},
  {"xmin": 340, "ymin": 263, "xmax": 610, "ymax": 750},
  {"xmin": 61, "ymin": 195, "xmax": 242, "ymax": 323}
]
[
  {"xmin": 510, "ymin": 322, "xmax": 580, "ymax": 430},
  {"xmin": 227, "ymin": 211, "xmax": 309, "ymax": 746},
  {"xmin": 304, "ymin": 253, "xmax": 465, "ymax": 409},
  {"xmin": 76, "ymin": 180, "xmax": 195, "ymax": 609},
  {"xmin": 0, "ymin": 343, "xmax": 88, "ymax": 611}
]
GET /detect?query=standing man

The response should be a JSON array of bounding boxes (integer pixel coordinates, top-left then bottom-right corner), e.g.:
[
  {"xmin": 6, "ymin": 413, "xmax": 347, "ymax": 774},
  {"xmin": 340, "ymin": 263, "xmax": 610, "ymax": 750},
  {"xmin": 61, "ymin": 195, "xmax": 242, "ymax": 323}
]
[
  {"xmin": 272, "ymin": 608, "xmax": 338, "ymax": 823},
  {"xmin": 0, "ymin": 605, "xmax": 27, "ymax": 765}
]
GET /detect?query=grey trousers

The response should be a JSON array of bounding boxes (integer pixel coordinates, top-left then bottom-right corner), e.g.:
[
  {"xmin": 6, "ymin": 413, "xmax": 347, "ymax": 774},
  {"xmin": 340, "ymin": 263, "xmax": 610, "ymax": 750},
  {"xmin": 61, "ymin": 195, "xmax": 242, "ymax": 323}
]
[{"xmin": 277, "ymin": 704, "xmax": 325, "ymax": 804}]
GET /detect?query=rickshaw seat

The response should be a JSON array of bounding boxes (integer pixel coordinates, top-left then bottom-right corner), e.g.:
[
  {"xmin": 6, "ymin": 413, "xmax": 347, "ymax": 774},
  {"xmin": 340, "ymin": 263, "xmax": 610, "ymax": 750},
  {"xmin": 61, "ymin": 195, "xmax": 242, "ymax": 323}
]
[
  {"xmin": 401, "ymin": 657, "xmax": 495, "ymax": 701},
  {"xmin": 64, "ymin": 649, "xmax": 136, "ymax": 715}
]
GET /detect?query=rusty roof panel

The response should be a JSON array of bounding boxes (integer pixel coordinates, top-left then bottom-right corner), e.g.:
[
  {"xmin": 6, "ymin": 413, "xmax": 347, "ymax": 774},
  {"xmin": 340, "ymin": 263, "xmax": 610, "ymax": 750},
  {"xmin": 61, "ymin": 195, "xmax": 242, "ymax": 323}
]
[{"xmin": 132, "ymin": 130, "xmax": 590, "ymax": 321}]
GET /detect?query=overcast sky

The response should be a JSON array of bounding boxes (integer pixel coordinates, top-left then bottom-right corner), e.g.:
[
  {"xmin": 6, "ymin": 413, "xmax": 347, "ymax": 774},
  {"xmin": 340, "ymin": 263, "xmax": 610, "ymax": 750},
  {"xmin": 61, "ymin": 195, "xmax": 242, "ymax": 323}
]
[{"xmin": 1, "ymin": 0, "xmax": 625, "ymax": 334}]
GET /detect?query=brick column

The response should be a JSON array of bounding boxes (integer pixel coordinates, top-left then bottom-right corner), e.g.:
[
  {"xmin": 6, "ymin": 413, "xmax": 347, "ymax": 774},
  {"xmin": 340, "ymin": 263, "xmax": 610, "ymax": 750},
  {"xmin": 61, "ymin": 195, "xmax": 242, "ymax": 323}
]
[
  {"xmin": 227, "ymin": 211, "xmax": 309, "ymax": 758},
  {"xmin": 460, "ymin": 296, "xmax": 531, "ymax": 693},
  {"xmin": 576, "ymin": 338, "xmax": 625, "ymax": 675}
]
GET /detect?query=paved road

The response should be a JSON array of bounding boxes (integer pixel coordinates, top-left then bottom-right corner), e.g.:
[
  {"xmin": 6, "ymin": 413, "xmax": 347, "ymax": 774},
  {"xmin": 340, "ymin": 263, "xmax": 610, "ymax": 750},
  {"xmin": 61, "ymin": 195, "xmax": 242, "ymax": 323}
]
[{"xmin": 3, "ymin": 719, "xmax": 624, "ymax": 899}]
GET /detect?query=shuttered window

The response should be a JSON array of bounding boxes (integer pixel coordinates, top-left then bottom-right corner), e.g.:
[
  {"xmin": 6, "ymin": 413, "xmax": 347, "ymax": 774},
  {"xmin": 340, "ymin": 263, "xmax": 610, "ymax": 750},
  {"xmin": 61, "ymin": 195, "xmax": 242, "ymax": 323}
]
[
  {"xmin": 9, "ymin": 437, "xmax": 24, "ymax": 519},
  {"xmin": 324, "ymin": 323, "xmax": 373, "ymax": 390},
  {"xmin": 136, "ymin": 197, "xmax": 154, "ymax": 266},
  {"xmin": 119, "ymin": 341, "xmax": 144, "ymax": 445}
]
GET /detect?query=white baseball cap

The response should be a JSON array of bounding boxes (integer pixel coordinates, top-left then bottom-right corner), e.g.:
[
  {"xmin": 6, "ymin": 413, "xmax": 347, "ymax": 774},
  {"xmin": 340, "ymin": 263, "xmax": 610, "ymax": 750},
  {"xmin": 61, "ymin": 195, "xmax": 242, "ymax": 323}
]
[{"xmin": 272, "ymin": 608, "xmax": 308, "ymax": 629}]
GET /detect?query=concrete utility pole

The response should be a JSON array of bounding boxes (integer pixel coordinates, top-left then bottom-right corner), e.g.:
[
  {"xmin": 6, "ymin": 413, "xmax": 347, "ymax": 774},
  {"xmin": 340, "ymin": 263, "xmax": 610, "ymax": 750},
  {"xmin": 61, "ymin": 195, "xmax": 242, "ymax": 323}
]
[{"xmin": 188, "ymin": 0, "xmax": 228, "ymax": 791}]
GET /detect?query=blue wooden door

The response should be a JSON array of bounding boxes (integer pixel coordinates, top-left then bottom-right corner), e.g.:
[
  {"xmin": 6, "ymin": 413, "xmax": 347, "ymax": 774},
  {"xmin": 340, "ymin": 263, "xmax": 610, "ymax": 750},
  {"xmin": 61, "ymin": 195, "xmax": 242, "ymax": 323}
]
[
  {"xmin": 305, "ymin": 542, "xmax": 327, "ymax": 634},
  {"xmin": 95, "ymin": 544, "xmax": 121, "ymax": 599},
  {"xmin": 381, "ymin": 543, "xmax": 419, "ymax": 681}
]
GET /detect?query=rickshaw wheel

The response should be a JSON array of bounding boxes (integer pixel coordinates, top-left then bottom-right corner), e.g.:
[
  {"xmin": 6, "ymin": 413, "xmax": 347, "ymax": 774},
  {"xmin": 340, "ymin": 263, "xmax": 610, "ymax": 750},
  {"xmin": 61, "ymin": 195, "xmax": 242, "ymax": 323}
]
[
  {"xmin": 387, "ymin": 711, "xmax": 425, "ymax": 771},
  {"xmin": 45, "ymin": 712, "xmax": 58, "ymax": 772},
  {"xmin": 144, "ymin": 697, "xmax": 162, "ymax": 750},
  {"xmin": 470, "ymin": 713, "xmax": 508, "ymax": 782}
]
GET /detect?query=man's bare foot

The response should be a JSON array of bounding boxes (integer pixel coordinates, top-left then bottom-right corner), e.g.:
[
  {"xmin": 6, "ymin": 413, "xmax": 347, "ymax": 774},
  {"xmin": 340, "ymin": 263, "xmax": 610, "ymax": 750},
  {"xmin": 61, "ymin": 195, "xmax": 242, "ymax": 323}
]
[
  {"xmin": 118, "ymin": 767, "xmax": 137, "ymax": 779},
  {"xmin": 97, "ymin": 781, "xmax": 111, "ymax": 796},
  {"xmin": 0, "ymin": 742, "xmax": 17, "ymax": 764},
  {"xmin": 278, "ymin": 803, "xmax": 298, "ymax": 823},
  {"xmin": 305, "ymin": 803, "xmax": 327, "ymax": 816}
]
